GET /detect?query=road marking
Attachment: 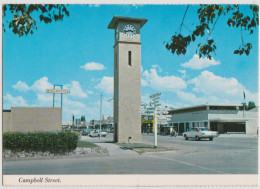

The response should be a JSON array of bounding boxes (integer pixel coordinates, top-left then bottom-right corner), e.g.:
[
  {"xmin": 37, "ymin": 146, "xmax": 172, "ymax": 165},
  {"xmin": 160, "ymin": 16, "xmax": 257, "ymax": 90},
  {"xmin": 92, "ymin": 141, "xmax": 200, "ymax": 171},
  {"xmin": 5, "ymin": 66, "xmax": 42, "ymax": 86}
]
[{"xmin": 148, "ymin": 155, "xmax": 226, "ymax": 174}]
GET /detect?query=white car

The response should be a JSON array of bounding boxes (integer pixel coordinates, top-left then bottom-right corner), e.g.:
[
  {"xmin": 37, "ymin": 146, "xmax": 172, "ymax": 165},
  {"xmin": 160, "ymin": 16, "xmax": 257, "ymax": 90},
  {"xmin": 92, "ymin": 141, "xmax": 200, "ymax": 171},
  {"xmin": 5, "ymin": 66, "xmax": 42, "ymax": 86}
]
[
  {"xmin": 89, "ymin": 130, "xmax": 107, "ymax": 137},
  {"xmin": 183, "ymin": 127, "xmax": 219, "ymax": 141}
]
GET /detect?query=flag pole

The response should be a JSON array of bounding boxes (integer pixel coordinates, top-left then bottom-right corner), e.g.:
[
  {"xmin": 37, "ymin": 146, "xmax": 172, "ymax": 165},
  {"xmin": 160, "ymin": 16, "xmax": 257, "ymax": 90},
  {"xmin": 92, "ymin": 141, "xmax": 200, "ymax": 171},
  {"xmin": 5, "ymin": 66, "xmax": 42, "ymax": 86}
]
[{"xmin": 243, "ymin": 91, "xmax": 246, "ymax": 118}]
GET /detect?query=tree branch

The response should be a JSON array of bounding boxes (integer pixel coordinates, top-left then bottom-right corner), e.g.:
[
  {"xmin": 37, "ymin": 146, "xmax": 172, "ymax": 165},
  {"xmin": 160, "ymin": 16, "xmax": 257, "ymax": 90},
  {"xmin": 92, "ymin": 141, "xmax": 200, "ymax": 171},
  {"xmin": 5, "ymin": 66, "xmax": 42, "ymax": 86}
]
[
  {"xmin": 207, "ymin": 14, "xmax": 221, "ymax": 40},
  {"xmin": 179, "ymin": 5, "xmax": 190, "ymax": 34},
  {"xmin": 241, "ymin": 25, "xmax": 244, "ymax": 44}
]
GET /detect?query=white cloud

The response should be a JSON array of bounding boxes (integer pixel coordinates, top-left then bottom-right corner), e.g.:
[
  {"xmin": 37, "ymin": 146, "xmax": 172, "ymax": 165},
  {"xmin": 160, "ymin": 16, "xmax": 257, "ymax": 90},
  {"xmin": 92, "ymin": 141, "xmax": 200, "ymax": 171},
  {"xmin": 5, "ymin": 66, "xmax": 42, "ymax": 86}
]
[
  {"xmin": 142, "ymin": 68, "xmax": 187, "ymax": 92},
  {"xmin": 64, "ymin": 81, "xmax": 87, "ymax": 98},
  {"xmin": 181, "ymin": 54, "xmax": 220, "ymax": 70},
  {"xmin": 95, "ymin": 76, "xmax": 113, "ymax": 94},
  {"xmin": 36, "ymin": 93, "xmax": 52, "ymax": 103},
  {"xmin": 141, "ymin": 78, "xmax": 148, "ymax": 86},
  {"xmin": 11, "ymin": 77, "xmax": 52, "ymax": 94},
  {"xmin": 189, "ymin": 71, "xmax": 241, "ymax": 97},
  {"xmin": 178, "ymin": 69, "xmax": 187, "ymax": 79},
  {"xmin": 141, "ymin": 94, "xmax": 155, "ymax": 106},
  {"xmin": 31, "ymin": 77, "xmax": 53, "ymax": 93},
  {"xmin": 32, "ymin": 93, "xmax": 53, "ymax": 107},
  {"xmin": 141, "ymin": 93, "xmax": 189, "ymax": 110},
  {"xmin": 12, "ymin": 81, "xmax": 30, "ymax": 92},
  {"xmin": 176, "ymin": 91, "xmax": 206, "ymax": 105},
  {"xmin": 63, "ymin": 97, "xmax": 86, "ymax": 108},
  {"xmin": 80, "ymin": 62, "xmax": 106, "ymax": 71},
  {"xmin": 62, "ymin": 96, "xmax": 113, "ymax": 121},
  {"xmin": 94, "ymin": 97, "xmax": 113, "ymax": 117},
  {"xmin": 58, "ymin": 96, "xmax": 88, "ymax": 121},
  {"xmin": 4, "ymin": 94, "xmax": 28, "ymax": 108},
  {"xmin": 151, "ymin": 65, "xmax": 162, "ymax": 72},
  {"xmin": 90, "ymin": 78, "xmax": 98, "ymax": 83},
  {"xmin": 87, "ymin": 90, "xmax": 94, "ymax": 94},
  {"xmin": 188, "ymin": 70, "xmax": 258, "ymax": 104}
]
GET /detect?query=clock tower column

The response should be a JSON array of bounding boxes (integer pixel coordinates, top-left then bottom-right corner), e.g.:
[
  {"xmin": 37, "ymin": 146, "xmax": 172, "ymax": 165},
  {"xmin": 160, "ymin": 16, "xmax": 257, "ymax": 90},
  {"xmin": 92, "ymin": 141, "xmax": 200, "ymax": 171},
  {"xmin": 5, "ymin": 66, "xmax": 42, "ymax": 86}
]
[{"xmin": 108, "ymin": 16, "xmax": 148, "ymax": 143}]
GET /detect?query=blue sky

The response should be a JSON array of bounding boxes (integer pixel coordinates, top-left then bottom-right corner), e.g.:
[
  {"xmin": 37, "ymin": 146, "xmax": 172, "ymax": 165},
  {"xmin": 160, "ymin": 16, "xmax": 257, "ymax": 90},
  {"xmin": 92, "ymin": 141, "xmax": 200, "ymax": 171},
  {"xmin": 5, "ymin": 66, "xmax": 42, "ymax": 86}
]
[{"xmin": 3, "ymin": 4, "xmax": 259, "ymax": 121}]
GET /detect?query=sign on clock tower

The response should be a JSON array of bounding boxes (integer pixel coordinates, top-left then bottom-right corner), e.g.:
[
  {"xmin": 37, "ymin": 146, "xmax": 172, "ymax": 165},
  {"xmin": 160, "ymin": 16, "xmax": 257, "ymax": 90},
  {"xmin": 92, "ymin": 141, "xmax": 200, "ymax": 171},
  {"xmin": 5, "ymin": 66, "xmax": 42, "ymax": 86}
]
[{"xmin": 108, "ymin": 16, "xmax": 148, "ymax": 143}]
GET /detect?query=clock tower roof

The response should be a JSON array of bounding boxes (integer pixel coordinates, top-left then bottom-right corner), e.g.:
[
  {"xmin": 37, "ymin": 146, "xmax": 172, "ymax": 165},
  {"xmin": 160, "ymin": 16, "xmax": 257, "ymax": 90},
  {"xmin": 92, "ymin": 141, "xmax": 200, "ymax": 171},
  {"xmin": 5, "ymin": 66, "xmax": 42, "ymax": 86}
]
[{"xmin": 108, "ymin": 16, "xmax": 148, "ymax": 29}]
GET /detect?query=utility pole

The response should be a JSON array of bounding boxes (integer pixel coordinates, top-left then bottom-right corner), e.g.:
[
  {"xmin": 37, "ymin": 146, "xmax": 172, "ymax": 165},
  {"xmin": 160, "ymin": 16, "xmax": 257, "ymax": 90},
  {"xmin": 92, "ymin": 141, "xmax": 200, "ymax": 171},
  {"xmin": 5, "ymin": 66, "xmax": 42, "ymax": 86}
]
[
  {"xmin": 243, "ymin": 91, "xmax": 246, "ymax": 118},
  {"xmin": 99, "ymin": 94, "xmax": 102, "ymax": 140},
  {"xmin": 150, "ymin": 93, "xmax": 161, "ymax": 148}
]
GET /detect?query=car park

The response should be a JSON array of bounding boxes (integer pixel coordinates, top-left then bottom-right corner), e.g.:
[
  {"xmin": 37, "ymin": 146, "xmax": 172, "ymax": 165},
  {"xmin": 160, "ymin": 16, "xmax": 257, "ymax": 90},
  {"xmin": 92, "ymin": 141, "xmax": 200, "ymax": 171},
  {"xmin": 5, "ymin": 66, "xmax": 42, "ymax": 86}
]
[
  {"xmin": 89, "ymin": 130, "xmax": 108, "ymax": 137},
  {"xmin": 81, "ymin": 129, "xmax": 89, "ymax": 136},
  {"xmin": 183, "ymin": 127, "xmax": 219, "ymax": 141}
]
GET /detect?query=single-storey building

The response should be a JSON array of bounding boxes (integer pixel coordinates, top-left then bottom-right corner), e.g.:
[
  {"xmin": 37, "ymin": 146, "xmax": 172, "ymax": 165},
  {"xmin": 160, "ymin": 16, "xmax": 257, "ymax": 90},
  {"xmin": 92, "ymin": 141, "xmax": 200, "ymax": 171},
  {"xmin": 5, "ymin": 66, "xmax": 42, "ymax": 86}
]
[
  {"xmin": 3, "ymin": 107, "xmax": 62, "ymax": 132},
  {"xmin": 167, "ymin": 104, "xmax": 258, "ymax": 135}
]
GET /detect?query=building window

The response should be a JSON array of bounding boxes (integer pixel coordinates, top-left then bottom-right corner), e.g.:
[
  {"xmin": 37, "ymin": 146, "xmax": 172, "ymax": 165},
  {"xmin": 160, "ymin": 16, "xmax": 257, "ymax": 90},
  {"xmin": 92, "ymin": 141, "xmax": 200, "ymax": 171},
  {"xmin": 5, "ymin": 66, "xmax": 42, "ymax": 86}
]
[{"xmin": 128, "ymin": 51, "xmax": 132, "ymax": 66}]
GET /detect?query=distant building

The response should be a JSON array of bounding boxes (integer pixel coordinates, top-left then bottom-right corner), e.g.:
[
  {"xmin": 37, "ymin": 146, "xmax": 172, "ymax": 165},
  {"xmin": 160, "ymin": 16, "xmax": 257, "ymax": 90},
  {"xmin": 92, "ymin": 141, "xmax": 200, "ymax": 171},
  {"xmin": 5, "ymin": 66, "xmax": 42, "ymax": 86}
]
[
  {"xmin": 141, "ymin": 114, "xmax": 154, "ymax": 133},
  {"xmin": 140, "ymin": 103, "xmax": 154, "ymax": 134},
  {"xmin": 168, "ymin": 104, "xmax": 258, "ymax": 135},
  {"xmin": 90, "ymin": 116, "xmax": 113, "ymax": 132},
  {"xmin": 75, "ymin": 118, "xmax": 81, "ymax": 127},
  {"xmin": 140, "ymin": 104, "xmax": 172, "ymax": 134},
  {"xmin": 62, "ymin": 121, "xmax": 71, "ymax": 131},
  {"xmin": 3, "ymin": 107, "xmax": 62, "ymax": 132}
]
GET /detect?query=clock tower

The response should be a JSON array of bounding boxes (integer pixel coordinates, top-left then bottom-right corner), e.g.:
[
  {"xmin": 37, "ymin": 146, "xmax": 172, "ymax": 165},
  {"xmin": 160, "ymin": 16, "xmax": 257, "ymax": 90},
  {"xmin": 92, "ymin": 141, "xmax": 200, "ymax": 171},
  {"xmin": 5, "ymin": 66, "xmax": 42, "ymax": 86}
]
[{"xmin": 108, "ymin": 16, "xmax": 148, "ymax": 143}]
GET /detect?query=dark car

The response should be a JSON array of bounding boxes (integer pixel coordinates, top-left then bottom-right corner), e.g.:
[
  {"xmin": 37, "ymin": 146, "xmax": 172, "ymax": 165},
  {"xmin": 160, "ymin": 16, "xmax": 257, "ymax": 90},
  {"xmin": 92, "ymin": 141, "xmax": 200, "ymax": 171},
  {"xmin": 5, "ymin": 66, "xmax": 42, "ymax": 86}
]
[{"xmin": 81, "ymin": 129, "xmax": 89, "ymax": 136}]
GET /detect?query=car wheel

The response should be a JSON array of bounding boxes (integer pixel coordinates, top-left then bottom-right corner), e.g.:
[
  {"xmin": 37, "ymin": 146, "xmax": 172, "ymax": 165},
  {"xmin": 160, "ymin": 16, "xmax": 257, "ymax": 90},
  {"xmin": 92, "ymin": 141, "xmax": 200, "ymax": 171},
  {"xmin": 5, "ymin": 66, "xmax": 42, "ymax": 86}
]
[
  {"xmin": 195, "ymin": 136, "xmax": 200, "ymax": 141},
  {"xmin": 209, "ymin": 137, "xmax": 213, "ymax": 141},
  {"xmin": 184, "ymin": 135, "xmax": 188, "ymax": 140}
]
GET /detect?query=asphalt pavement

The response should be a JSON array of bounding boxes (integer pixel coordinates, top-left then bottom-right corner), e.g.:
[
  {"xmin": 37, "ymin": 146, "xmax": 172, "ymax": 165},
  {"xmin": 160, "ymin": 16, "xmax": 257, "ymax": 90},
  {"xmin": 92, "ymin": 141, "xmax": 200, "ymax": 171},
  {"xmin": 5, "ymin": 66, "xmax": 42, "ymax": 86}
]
[{"xmin": 3, "ymin": 133, "xmax": 258, "ymax": 174}]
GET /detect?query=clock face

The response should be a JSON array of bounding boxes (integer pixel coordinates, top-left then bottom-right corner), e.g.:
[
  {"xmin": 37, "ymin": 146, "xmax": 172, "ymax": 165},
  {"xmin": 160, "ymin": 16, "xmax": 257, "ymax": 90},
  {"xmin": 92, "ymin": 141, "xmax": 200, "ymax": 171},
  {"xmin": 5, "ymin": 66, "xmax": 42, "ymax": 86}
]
[{"xmin": 123, "ymin": 24, "xmax": 136, "ymax": 37}]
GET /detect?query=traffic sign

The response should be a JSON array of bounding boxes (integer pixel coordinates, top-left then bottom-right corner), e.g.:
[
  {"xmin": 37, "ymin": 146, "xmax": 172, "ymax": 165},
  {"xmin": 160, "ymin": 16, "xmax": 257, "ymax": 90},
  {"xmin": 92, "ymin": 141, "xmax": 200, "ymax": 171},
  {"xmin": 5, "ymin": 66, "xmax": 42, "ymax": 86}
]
[
  {"xmin": 158, "ymin": 118, "xmax": 170, "ymax": 121},
  {"xmin": 157, "ymin": 118, "xmax": 171, "ymax": 121},
  {"xmin": 156, "ymin": 108, "xmax": 168, "ymax": 111},
  {"xmin": 158, "ymin": 114, "xmax": 171, "ymax": 117},
  {"xmin": 156, "ymin": 113, "xmax": 170, "ymax": 116},
  {"xmin": 156, "ymin": 111, "xmax": 169, "ymax": 114},
  {"xmin": 157, "ymin": 122, "xmax": 168, "ymax": 125},
  {"xmin": 156, "ymin": 116, "xmax": 171, "ymax": 119},
  {"xmin": 152, "ymin": 100, "xmax": 160, "ymax": 104},
  {"xmin": 150, "ymin": 93, "xmax": 161, "ymax": 98}
]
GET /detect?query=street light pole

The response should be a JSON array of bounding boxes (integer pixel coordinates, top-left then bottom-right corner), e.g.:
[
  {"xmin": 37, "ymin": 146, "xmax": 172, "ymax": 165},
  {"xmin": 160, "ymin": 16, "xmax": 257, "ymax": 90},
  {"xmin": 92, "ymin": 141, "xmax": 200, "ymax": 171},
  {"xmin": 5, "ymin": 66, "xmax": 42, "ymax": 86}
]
[
  {"xmin": 99, "ymin": 94, "xmax": 102, "ymax": 140},
  {"xmin": 154, "ymin": 106, "xmax": 158, "ymax": 148},
  {"xmin": 150, "ymin": 93, "xmax": 161, "ymax": 148}
]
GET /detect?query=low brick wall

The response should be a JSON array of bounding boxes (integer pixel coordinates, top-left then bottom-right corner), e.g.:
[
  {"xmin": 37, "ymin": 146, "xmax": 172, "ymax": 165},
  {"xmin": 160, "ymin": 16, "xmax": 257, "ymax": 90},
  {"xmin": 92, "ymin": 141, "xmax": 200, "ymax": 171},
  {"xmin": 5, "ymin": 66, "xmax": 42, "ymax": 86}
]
[{"xmin": 3, "ymin": 147, "xmax": 108, "ymax": 160}]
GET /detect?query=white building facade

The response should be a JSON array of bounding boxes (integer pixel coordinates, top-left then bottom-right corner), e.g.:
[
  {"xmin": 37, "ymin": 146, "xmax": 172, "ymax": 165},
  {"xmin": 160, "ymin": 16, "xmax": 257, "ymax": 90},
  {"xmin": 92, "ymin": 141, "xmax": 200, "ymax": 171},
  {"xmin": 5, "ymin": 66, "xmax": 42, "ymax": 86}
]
[{"xmin": 168, "ymin": 105, "xmax": 258, "ymax": 135}]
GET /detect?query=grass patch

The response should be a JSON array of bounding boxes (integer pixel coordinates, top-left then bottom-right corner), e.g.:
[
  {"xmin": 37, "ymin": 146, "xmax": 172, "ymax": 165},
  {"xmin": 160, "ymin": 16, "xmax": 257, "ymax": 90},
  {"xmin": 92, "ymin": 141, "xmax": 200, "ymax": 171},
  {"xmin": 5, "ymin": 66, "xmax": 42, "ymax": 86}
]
[
  {"xmin": 77, "ymin": 141, "xmax": 98, "ymax": 148},
  {"xmin": 117, "ymin": 143, "xmax": 171, "ymax": 154}
]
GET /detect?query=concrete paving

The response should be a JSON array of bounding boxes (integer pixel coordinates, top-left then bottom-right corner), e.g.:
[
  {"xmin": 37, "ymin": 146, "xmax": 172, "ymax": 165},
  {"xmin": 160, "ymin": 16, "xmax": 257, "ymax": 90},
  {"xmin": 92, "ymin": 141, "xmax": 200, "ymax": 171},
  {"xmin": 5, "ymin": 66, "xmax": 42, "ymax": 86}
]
[
  {"xmin": 96, "ymin": 143, "xmax": 139, "ymax": 157},
  {"xmin": 3, "ymin": 134, "xmax": 258, "ymax": 174},
  {"xmin": 80, "ymin": 134, "xmax": 139, "ymax": 156}
]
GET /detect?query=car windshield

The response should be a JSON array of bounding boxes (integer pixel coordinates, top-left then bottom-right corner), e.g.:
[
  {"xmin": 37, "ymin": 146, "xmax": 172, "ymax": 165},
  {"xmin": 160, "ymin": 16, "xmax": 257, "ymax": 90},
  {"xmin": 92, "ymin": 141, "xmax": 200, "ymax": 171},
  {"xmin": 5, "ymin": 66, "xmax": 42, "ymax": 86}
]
[{"xmin": 199, "ymin": 128, "xmax": 210, "ymax": 131}]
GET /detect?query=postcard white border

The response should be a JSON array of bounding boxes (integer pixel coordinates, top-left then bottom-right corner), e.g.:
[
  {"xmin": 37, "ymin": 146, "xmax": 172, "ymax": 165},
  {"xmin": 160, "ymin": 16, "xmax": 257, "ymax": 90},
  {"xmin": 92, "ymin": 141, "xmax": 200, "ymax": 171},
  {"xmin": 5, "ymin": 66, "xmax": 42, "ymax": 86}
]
[
  {"xmin": 1, "ymin": 0, "xmax": 259, "ymax": 187},
  {"xmin": 2, "ymin": 175, "xmax": 259, "ymax": 186}
]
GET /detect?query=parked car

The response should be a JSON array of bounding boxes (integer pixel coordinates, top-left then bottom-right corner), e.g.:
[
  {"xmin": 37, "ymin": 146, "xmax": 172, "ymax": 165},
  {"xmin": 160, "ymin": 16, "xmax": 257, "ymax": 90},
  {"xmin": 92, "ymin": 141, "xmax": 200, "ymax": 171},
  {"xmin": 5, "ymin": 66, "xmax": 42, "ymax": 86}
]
[
  {"xmin": 89, "ymin": 130, "xmax": 108, "ymax": 137},
  {"xmin": 81, "ymin": 129, "xmax": 89, "ymax": 136},
  {"xmin": 183, "ymin": 127, "xmax": 219, "ymax": 141}
]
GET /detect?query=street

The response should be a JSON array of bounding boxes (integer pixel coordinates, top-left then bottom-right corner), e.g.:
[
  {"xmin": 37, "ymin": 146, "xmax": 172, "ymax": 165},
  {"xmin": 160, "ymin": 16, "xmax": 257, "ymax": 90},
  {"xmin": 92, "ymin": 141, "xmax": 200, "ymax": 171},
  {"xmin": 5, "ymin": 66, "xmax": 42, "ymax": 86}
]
[{"xmin": 3, "ymin": 134, "xmax": 258, "ymax": 174}]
